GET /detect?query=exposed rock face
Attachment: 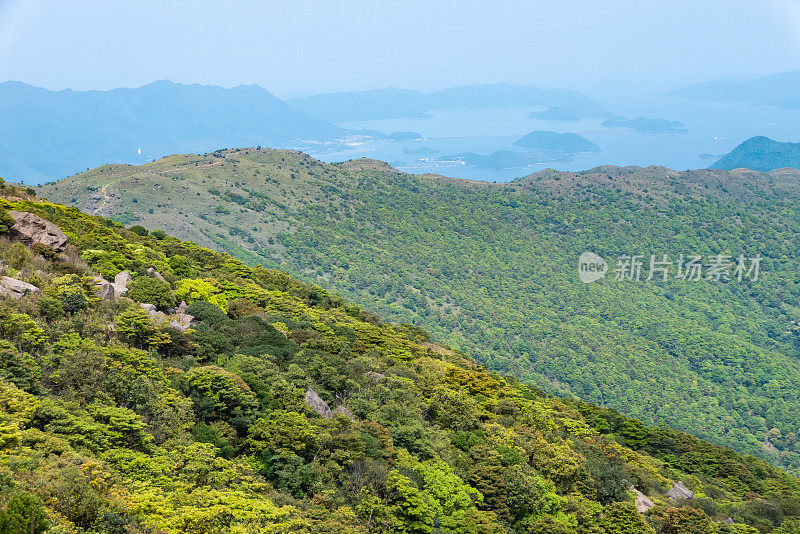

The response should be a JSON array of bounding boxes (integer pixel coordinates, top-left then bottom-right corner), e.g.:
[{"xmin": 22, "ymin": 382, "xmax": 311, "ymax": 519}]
[
  {"xmin": 304, "ymin": 389, "xmax": 355, "ymax": 420},
  {"xmin": 333, "ymin": 405, "xmax": 356, "ymax": 421},
  {"xmin": 112, "ymin": 271, "xmax": 132, "ymax": 297},
  {"xmin": 365, "ymin": 371, "xmax": 386, "ymax": 381},
  {"xmin": 632, "ymin": 488, "xmax": 654, "ymax": 513},
  {"xmin": 92, "ymin": 272, "xmax": 133, "ymax": 300},
  {"xmin": 667, "ymin": 481, "xmax": 694, "ymax": 501},
  {"xmin": 138, "ymin": 302, "xmax": 166, "ymax": 321},
  {"xmin": 147, "ymin": 267, "xmax": 165, "ymax": 281},
  {"xmin": 0, "ymin": 276, "xmax": 39, "ymax": 299},
  {"xmin": 305, "ymin": 389, "xmax": 332, "ymax": 418},
  {"xmin": 165, "ymin": 301, "xmax": 195, "ymax": 332},
  {"xmin": 8, "ymin": 211, "xmax": 67, "ymax": 252},
  {"xmin": 92, "ymin": 276, "xmax": 118, "ymax": 300}
]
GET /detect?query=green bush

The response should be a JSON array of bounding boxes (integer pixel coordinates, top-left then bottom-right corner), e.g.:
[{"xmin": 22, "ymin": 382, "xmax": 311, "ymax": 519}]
[
  {"xmin": 127, "ymin": 276, "xmax": 175, "ymax": 309},
  {"xmin": 37, "ymin": 295, "xmax": 64, "ymax": 320},
  {"xmin": 0, "ymin": 209, "xmax": 14, "ymax": 236},
  {"xmin": 0, "ymin": 490, "xmax": 49, "ymax": 534}
]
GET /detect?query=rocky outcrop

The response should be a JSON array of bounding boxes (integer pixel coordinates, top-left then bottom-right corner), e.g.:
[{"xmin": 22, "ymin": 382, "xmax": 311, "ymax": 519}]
[
  {"xmin": 8, "ymin": 211, "xmax": 67, "ymax": 252},
  {"xmin": 135, "ymin": 302, "xmax": 194, "ymax": 332},
  {"xmin": 168, "ymin": 301, "xmax": 194, "ymax": 332},
  {"xmin": 333, "ymin": 405, "xmax": 356, "ymax": 421},
  {"xmin": 139, "ymin": 302, "xmax": 166, "ymax": 321},
  {"xmin": 632, "ymin": 488, "xmax": 654, "ymax": 513},
  {"xmin": 667, "ymin": 481, "xmax": 694, "ymax": 501},
  {"xmin": 0, "ymin": 276, "xmax": 39, "ymax": 299},
  {"xmin": 140, "ymin": 303, "xmax": 158, "ymax": 314},
  {"xmin": 91, "ymin": 272, "xmax": 132, "ymax": 300},
  {"xmin": 304, "ymin": 389, "xmax": 355, "ymax": 420},
  {"xmin": 305, "ymin": 389, "xmax": 332, "ymax": 418},
  {"xmin": 112, "ymin": 271, "xmax": 132, "ymax": 297},
  {"xmin": 171, "ymin": 314, "xmax": 193, "ymax": 332},
  {"xmin": 147, "ymin": 267, "xmax": 165, "ymax": 281},
  {"xmin": 92, "ymin": 277, "xmax": 117, "ymax": 299}
]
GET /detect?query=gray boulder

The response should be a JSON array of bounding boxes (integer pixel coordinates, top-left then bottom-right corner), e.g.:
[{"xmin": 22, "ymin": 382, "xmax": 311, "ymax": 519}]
[
  {"xmin": 333, "ymin": 405, "xmax": 356, "ymax": 421},
  {"xmin": 169, "ymin": 312, "xmax": 194, "ymax": 333},
  {"xmin": 632, "ymin": 488, "xmax": 654, "ymax": 513},
  {"xmin": 147, "ymin": 267, "xmax": 165, "ymax": 281},
  {"xmin": 176, "ymin": 312, "xmax": 194, "ymax": 327},
  {"xmin": 8, "ymin": 211, "xmax": 67, "ymax": 252},
  {"xmin": 91, "ymin": 276, "xmax": 120, "ymax": 300},
  {"xmin": 667, "ymin": 481, "xmax": 694, "ymax": 501},
  {"xmin": 305, "ymin": 389, "xmax": 332, "ymax": 418},
  {"xmin": 138, "ymin": 303, "xmax": 165, "ymax": 321},
  {"xmin": 112, "ymin": 271, "xmax": 132, "ymax": 297},
  {"xmin": 0, "ymin": 276, "xmax": 39, "ymax": 299}
]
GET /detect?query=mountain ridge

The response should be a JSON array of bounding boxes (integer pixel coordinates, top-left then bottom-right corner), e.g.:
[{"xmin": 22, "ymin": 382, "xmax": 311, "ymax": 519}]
[
  {"xmin": 38, "ymin": 149, "xmax": 800, "ymax": 474},
  {"xmin": 711, "ymin": 136, "xmax": 800, "ymax": 172}
]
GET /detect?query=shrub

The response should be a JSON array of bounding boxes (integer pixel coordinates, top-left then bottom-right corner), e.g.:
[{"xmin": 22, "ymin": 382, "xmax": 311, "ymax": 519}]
[
  {"xmin": 0, "ymin": 209, "xmax": 14, "ymax": 235},
  {"xmin": 49, "ymin": 275, "xmax": 87, "ymax": 313},
  {"xmin": 37, "ymin": 295, "xmax": 64, "ymax": 320},
  {"xmin": 31, "ymin": 243, "xmax": 56, "ymax": 260},
  {"xmin": 129, "ymin": 225, "xmax": 148, "ymax": 236},
  {"xmin": 114, "ymin": 308, "xmax": 170, "ymax": 350},
  {"xmin": 0, "ymin": 490, "xmax": 49, "ymax": 534},
  {"xmin": 127, "ymin": 276, "xmax": 175, "ymax": 309},
  {"xmin": 600, "ymin": 502, "xmax": 655, "ymax": 534}
]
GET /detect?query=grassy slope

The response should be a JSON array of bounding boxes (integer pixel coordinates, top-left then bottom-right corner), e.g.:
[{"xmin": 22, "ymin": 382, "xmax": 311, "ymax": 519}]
[{"xmin": 38, "ymin": 150, "xmax": 800, "ymax": 473}]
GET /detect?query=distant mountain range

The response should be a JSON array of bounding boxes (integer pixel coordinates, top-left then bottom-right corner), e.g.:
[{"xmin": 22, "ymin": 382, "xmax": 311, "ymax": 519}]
[
  {"xmin": 671, "ymin": 69, "xmax": 800, "ymax": 109},
  {"xmin": 289, "ymin": 83, "xmax": 601, "ymax": 122},
  {"xmin": 0, "ymin": 80, "xmax": 344, "ymax": 183},
  {"xmin": 712, "ymin": 136, "xmax": 800, "ymax": 171},
  {"xmin": 0, "ymin": 80, "xmax": 608, "ymax": 183}
]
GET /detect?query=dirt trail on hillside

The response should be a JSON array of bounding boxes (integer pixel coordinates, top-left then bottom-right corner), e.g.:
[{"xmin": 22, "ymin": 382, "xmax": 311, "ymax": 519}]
[{"xmin": 93, "ymin": 186, "xmax": 112, "ymax": 214}]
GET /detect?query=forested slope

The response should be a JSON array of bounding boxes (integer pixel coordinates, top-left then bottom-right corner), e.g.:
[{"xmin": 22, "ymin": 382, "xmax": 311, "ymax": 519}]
[
  {"xmin": 4, "ymin": 180, "xmax": 800, "ymax": 533},
  {"xmin": 38, "ymin": 150, "xmax": 800, "ymax": 473}
]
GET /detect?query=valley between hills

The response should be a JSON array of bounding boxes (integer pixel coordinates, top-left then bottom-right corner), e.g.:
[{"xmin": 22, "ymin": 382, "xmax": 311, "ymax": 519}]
[{"xmin": 39, "ymin": 148, "xmax": 800, "ymax": 474}]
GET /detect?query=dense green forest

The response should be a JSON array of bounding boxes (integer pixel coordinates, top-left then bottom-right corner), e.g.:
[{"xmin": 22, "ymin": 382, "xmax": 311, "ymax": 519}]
[
  {"xmin": 38, "ymin": 150, "xmax": 800, "ymax": 474},
  {"xmin": 6, "ymin": 179, "xmax": 800, "ymax": 533}
]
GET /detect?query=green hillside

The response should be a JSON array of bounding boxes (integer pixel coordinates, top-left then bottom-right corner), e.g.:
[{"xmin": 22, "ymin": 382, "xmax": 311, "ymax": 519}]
[
  {"xmin": 711, "ymin": 136, "xmax": 800, "ymax": 172},
  {"xmin": 38, "ymin": 149, "xmax": 800, "ymax": 474},
  {"xmin": 4, "ymin": 182, "xmax": 800, "ymax": 532}
]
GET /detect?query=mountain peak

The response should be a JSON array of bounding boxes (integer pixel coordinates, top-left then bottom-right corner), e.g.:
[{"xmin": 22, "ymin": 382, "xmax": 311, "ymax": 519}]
[{"xmin": 712, "ymin": 135, "xmax": 800, "ymax": 171}]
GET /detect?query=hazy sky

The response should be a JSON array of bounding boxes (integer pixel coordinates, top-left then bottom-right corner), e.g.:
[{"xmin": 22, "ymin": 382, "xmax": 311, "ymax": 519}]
[{"xmin": 2, "ymin": 0, "xmax": 800, "ymax": 97}]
